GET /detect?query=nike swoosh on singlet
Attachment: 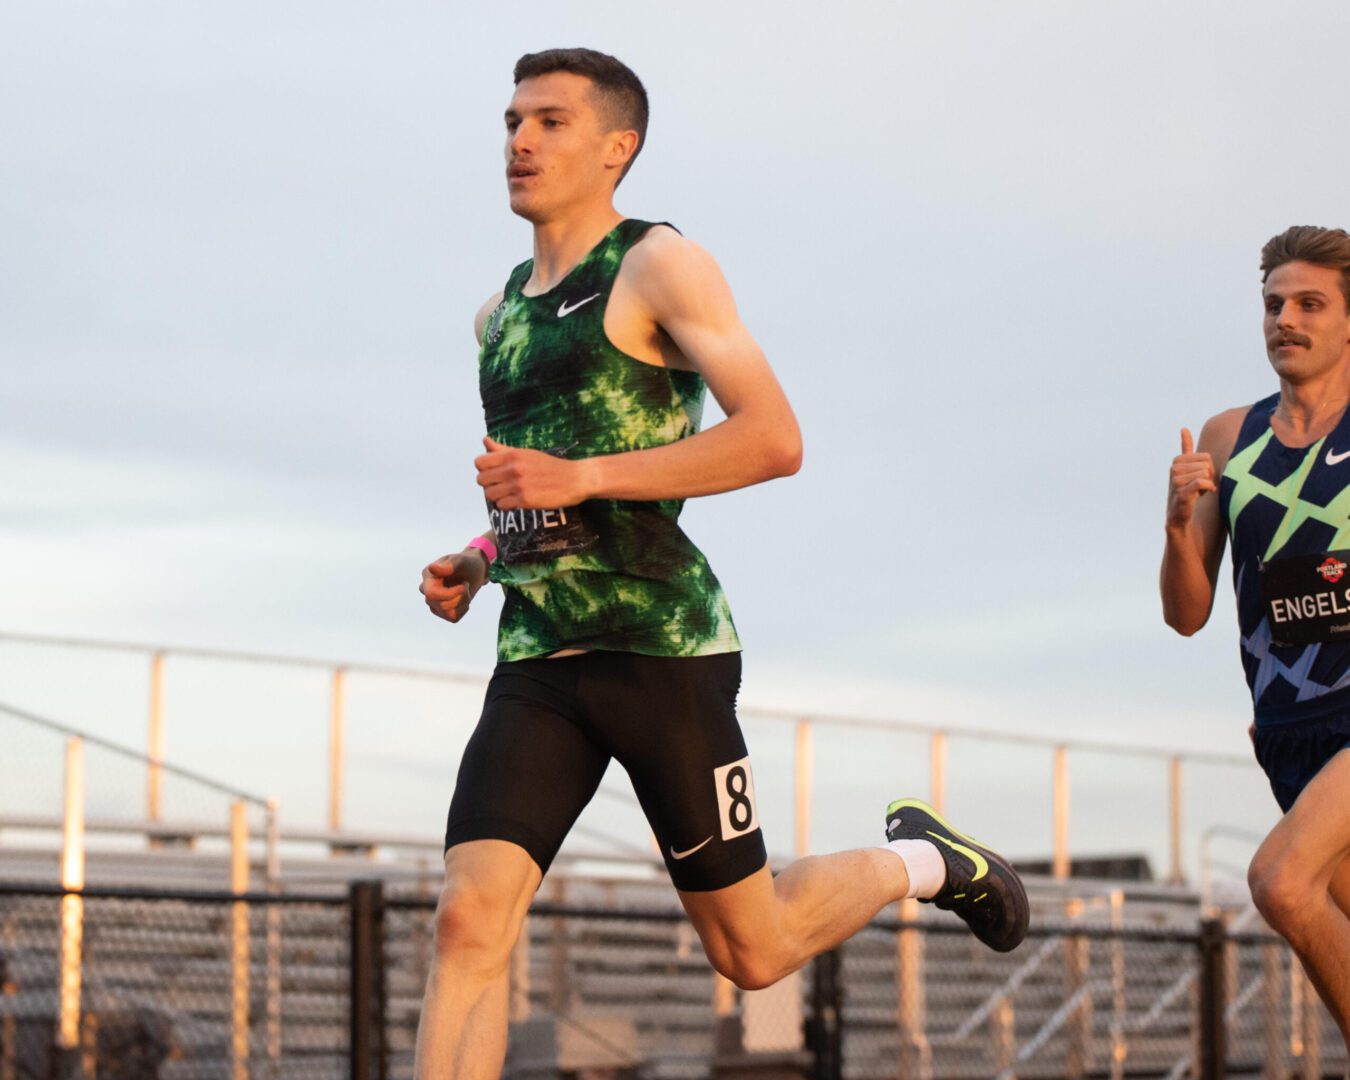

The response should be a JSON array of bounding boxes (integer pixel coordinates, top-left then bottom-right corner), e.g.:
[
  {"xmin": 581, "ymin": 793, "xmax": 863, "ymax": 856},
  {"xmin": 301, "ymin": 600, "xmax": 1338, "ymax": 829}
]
[
  {"xmin": 1327, "ymin": 448, "xmax": 1350, "ymax": 466},
  {"xmin": 926, "ymin": 830, "xmax": 989, "ymax": 881},
  {"xmin": 669, "ymin": 836, "xmax": 713, "ymax": 860},
  {"xmin": 557, "ymin": 293, "xmax": 601, "ymax": 318}
]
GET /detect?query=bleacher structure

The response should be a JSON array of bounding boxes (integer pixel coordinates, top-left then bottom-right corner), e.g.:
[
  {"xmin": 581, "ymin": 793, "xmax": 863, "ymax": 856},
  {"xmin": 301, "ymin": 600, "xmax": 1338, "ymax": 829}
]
[
  {"xmin": 1, "ymin": 633, "xmax": 1346, "ymax": 1077},
  {"xmin": 0, "ymin": 818, "xmax": 1345, "ymax": 1079}
]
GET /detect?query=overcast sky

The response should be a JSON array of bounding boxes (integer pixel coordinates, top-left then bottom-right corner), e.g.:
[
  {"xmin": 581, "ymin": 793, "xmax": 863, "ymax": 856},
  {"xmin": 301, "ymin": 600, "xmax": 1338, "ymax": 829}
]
[{"xmin": 3, "ymin": 1, "xmax": 1347, "ymax": 870}]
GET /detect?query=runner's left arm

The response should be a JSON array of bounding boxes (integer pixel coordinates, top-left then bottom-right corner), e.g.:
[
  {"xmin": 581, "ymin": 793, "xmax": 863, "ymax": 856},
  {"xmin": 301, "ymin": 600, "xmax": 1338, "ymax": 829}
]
[{"xmin": 475, "ymin": 232, "xmax": 802, "ymax": 509}]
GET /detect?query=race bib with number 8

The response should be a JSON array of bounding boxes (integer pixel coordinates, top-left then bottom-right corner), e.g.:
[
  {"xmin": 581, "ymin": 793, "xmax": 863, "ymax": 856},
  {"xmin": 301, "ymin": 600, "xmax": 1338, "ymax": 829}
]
[{"xmin": 713, "ymin": 756, "xmax": 760, "ymax": 842}]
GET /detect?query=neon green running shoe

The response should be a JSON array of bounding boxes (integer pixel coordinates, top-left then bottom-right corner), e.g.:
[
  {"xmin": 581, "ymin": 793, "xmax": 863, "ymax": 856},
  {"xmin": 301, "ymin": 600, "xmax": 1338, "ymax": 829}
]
[{"xmin": 886, "ymin": 797, "xmax": 1029, "ymax": 953}]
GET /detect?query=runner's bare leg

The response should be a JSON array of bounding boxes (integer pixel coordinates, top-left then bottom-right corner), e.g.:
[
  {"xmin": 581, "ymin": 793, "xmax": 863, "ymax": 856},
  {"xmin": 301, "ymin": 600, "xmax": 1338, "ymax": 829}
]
[
  {"xmin": 680, "ymin": 850, "xmax": 908, "ymax": 988},
  {"xmin": 1250, "ymin": 749, "xmax": 1350, "ymax": 1043},
  {"xmin": 414, "ymin": 840, "xmax": 540, "ymax": 1079}
]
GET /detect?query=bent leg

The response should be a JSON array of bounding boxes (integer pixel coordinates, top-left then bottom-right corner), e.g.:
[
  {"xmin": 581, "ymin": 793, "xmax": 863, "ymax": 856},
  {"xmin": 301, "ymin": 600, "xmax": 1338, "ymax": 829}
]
[
  {"xmin": 679, "ymin": 851, "xmax": 909, "ymax": 990},
  {"xmin": 1248, "ymin": 748, "xmax": 1350, "ymax": 1042},
  {"xmin": 414, "ymin": 840, "xmax": 541, "ymax": 1080},
  {"xmin": 588, "ymin": 654, "xmax": 991, "ymax": 987}
]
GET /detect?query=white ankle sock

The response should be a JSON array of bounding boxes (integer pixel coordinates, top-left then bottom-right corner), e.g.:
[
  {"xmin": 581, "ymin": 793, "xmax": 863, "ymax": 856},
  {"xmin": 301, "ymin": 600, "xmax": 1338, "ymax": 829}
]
[{"xmin": 883, "ymin": 838, "xmax": 947, "ymax": 900}]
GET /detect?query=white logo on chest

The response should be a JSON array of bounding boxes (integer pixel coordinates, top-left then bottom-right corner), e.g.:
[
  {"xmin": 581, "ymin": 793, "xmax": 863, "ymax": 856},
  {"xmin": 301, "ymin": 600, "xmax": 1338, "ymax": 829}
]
[
  {"xmin": 557, "ymin": 293, "xmax": 601, "ymax": 318},
  {"xmin": 1326, "ymin": 448, "xmax": 1350, "ymax": 466}
]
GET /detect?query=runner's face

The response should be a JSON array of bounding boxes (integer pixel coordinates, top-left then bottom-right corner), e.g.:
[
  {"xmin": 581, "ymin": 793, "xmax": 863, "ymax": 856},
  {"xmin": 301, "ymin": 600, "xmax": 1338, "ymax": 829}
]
[
  {"xmin": 1263, "ymin": 261, "xmax": 1350, "ymax": 382},
  {"xmin": 504, "ymin": 73, "xmax": 616, "ymax": 222}
]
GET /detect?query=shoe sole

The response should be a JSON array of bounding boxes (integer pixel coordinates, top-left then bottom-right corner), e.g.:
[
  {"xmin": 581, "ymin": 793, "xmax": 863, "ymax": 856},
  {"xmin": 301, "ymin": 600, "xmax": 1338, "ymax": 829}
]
[{"xmin": 886, "ymin": 797, "xmax": 1030, "ymax": 953}]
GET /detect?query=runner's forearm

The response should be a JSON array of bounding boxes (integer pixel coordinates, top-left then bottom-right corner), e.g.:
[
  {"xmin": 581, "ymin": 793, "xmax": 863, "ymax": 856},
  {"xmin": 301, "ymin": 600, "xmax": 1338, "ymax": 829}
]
[
  {"xmin": 583, "ymin": 410, "xmax": 801, "ymax": 501},
  {"xmin": 1160, "ymin": 524, "xmax": 1215, "ymax": 634}
]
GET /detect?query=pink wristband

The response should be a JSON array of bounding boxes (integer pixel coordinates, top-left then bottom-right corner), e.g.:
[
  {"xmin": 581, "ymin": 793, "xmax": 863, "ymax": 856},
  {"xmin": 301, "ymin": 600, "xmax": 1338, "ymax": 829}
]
[{"xmin": 466, "ymin": 536, "xmax": 497, "ymax": 565}]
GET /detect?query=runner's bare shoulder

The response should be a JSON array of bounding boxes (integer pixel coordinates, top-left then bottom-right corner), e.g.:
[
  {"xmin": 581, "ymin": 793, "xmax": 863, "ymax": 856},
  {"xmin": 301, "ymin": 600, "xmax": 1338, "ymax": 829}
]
[
  {"xmin": 474, "ymin": 291, "xmax": 506, "ymax": 346},
  {"xmin": 1199, "ymin": 407, "xmax": 1248, "ymax": 473},
  {"xmin": 618, "ymin": 225, "xmax": 729, "ymax": 318}
]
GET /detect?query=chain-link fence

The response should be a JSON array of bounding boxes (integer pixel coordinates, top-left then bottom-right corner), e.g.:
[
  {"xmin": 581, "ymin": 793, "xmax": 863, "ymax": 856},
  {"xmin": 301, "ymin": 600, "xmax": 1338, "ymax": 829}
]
[
  {"xmin": 0, "ymin": 884, "xmax": 343, "ymax": 1079},
  {"xmin": 0, "ymin": 879, "xmax": 1344, "ymax": 1079}
]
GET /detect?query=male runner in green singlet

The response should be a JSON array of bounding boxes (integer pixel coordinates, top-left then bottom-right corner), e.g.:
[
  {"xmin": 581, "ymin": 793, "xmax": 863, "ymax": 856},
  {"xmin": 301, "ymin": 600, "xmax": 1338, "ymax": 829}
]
[
  {"xmin": 415, "ymin": 48, "xmax": 1029, "ymax": 1077},
  {"xmin": 1162, "ymin": 225, "xmax": 1350, "ymax": 1047}
]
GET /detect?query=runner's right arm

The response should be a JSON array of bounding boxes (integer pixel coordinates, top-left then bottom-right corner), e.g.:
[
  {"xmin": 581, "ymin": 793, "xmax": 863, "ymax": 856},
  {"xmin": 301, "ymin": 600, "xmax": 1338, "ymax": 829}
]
[
  {"xmin": 419, "ymin": 292, "xmax": 505, "ymax": 625},
  {"xmin": 1160, "ymin": 410, "xmax": 1243, "ymax": 635}
]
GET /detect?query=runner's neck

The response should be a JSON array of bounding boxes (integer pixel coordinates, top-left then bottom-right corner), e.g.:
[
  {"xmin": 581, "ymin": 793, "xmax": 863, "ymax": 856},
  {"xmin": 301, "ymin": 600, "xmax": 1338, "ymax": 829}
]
[
  {"xmin": 1275, "ymin": 373, "xmax": 1350, "ymax": 442},
  {"xmin": 528, "ymin": 208, "xmax": 625, "ymax": 294}
]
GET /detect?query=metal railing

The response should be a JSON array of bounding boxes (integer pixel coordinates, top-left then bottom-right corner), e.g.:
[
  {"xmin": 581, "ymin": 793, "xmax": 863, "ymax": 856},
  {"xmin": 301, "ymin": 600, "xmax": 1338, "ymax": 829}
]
[
  {"xmin": 0, "ymin": 630, "xmax": 1258, "ymax": 880},
  {"xmin": 1, "ymin": 880, "xmax": 1337, "ymax": 1080},
  {"xmin": 0, "ymin": 699, "xmax": 280, "ymax": 1079}
]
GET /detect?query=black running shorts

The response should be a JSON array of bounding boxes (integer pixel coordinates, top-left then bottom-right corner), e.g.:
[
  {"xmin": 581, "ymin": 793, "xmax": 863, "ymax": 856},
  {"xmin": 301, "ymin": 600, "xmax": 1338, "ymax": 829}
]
[
  {"xmin": 444, "ymin": 650, "xmax": 767, "ymax": 892},
  {"xmin": 1253, "ymin": 712, "xmax": 1350, "ymax": 813}
]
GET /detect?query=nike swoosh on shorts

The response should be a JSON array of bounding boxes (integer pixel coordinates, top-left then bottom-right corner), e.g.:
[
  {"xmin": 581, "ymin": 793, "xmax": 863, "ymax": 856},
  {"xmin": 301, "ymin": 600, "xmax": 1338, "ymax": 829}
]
[{"xmin": 669, "ymin": 836, "xmax": 713, "ymax": 860}]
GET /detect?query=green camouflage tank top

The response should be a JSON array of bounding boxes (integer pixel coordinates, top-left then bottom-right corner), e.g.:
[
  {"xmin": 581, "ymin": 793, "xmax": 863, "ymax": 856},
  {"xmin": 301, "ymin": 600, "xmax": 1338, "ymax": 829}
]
[{"xmin": 479, "ymin": 218, "xmax": 741, "ymax": 662}]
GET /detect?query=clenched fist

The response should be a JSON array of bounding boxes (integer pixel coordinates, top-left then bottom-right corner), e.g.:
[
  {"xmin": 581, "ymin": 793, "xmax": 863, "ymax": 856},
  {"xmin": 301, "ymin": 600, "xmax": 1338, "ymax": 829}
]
[
  {"xmin": 475, "ymin": 437, "xmax": 597, "ymax": 511},
  {"xmin": 1167, "ymin": 427, "xmax": 1217, "ymax": 530},
  {"xmin": 420, "ymin": 550, "xmax": 489, "ymax": 624}
]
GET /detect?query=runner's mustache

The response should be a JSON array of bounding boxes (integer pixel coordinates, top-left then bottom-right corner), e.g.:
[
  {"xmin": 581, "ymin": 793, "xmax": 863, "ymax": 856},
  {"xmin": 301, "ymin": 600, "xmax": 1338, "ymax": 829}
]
[{"xmin": 1269, "ymin": 331, "xmax": 1313, "ymax": 349}]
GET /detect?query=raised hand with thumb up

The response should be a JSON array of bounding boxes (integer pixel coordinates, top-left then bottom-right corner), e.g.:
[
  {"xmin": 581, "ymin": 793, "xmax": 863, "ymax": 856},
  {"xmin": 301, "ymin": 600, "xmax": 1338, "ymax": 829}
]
[{"xmin": 1166, "ymin": 426, "xmax": 1217, "ymax": 531}]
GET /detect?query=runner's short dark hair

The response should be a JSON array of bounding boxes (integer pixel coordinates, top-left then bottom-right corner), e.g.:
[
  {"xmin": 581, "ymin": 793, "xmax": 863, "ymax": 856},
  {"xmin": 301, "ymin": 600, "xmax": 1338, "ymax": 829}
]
[
  {"xmin": 514, "ymin": 48, "xmax": 648, "ymax": 185},
  {"xmin": 1261, "ymin": 225, "xmax": 1350, "ymax": 311}
]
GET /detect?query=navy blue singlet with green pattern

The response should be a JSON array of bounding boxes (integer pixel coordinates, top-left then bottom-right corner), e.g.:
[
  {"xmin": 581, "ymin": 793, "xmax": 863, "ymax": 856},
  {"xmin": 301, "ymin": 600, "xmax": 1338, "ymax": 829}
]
[{"xmin": 1221, "ymin": 393, "xmax": 1350, "ymax": 723}]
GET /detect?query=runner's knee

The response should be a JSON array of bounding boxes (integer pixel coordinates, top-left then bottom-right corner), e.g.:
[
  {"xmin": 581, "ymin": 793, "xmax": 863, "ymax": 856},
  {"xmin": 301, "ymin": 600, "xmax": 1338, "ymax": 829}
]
[
  {"xmin": 1249, "ymin": 849, "xmax": 1314, "ymax": 938},
  {"xmin": 703, "ymin": 937, "xmax": 788, "ymax": 991},
  {"xmin": 432, "ymin": 877, "xmax": 523, "ymax": 974}
]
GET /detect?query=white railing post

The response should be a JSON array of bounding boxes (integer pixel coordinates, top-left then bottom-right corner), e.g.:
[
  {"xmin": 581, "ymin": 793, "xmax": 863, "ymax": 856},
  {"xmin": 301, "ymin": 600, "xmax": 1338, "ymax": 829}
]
[
  {"xmin": 930, "ymin": 732, "xmax": 947, "ymax": 814},
  {"xmin": 148, "ymin": 650, "xmax": 165, "ymax": 823},
  {"xmin": 1300, "ymin": 957, "xmax": 1322, "ymax": 1079},
  {"xmin": 1053, "ymin": 746, "xmax": 1070, "ymax": 880},
  {"xmin": 897, "ymin": 897, "xmax": 931, "ymax": 1079},
  {"xmin": 1110, "ymin": 889, "xmax": 1126, "ymax": 1079},
  {"xmin": 230, "ymin": 801, "xmax": 250, "ymax": 1080},
  {"xmin": 264, "ymin": 799, "xmax": 281, "ymax": 1076},
  {"xmin": 994, "ymin": 995, "xmax": 1016, "ymax": 1076},
  {"xmin": 1169, "ymin": 756, "xmax": 1184, "ymax": 884},
  {"xmin": 328, "ymin": 667, "xmax": 346, "ymax": 833},
  {"xmin": 59, "ymin": 738, "xmax": 85, "ymax": 1063},
  {"xmin": 1064, "ymin": 897, "xmax": 1089, "ymax": 1078},
  {"xmin": 794, "ymin": 719, "xmax": 812, "ymax": 857}
]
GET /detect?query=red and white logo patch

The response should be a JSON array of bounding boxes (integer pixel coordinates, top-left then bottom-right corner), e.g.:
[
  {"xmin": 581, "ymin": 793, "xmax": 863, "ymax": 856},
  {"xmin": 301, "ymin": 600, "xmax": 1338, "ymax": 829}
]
[{"xmin": 1317, "ymin": 557, "xmax": 1347, "ymax": 584}]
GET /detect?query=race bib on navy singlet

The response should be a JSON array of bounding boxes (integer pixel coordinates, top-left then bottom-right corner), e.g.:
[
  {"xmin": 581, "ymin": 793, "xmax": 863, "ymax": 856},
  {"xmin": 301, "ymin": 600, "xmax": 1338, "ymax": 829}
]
[
  {"xmin": 1260, "ymin": 550, "xmax": 1350, "ymax": 646},
  {"xmin": 486, "ymin": 446, "xmax": 598, "ymax": 563}
]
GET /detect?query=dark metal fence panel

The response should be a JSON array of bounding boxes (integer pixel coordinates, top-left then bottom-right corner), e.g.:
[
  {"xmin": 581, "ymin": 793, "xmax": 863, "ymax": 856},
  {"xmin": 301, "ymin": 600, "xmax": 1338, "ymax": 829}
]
[
  {"xmin": 0, "ymin": 884, "xmax": 352, "ymax": 1080},
  {"xmin": 351, "ymin": 881, "xmax": 387, "ymax": 1080},
  {"xmin": 1223, "ymin": 930, "xmax": 1341, "ymax": 1079},
  {"xmin": 380, "ymin": 897, "xmax": 433, "ymax": 1078},
  {"xmin": 1199, "ymin": 918, "xmax": 1227, "ymax": 1080},
  {"xmin": 807, "ymin": 948, "xmax": 844, "ymax": 1080},
  {"xmin": 830, "ymin": 910, "xmax": 1346, "ymax": 1080},
  {"xmin": 2, "ymin": 882, "xmax": 1347, "ymax": 1079}
]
